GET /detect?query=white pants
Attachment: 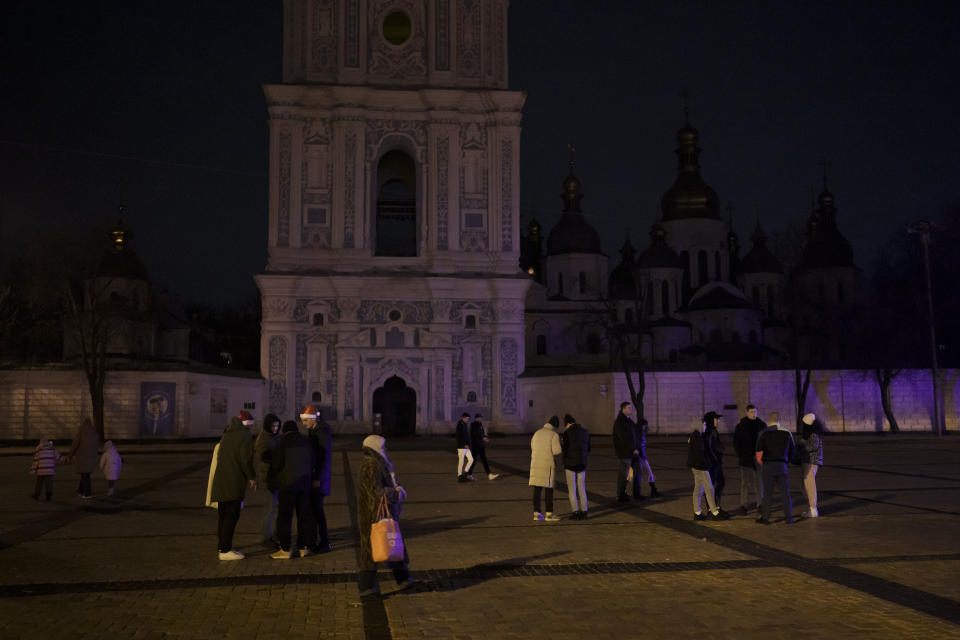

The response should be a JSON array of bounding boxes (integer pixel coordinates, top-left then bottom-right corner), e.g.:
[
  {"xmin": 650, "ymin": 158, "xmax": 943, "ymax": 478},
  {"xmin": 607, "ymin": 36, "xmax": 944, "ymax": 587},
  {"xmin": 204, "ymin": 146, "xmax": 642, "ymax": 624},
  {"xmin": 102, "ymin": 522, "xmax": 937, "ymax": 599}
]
[
  {"xmin": 457, "ymin": 448, "xmax": 474, "ymax": 476},
  {"xmin": 565, "ymin": 469, "xmax": 587, "ymax": 512}
]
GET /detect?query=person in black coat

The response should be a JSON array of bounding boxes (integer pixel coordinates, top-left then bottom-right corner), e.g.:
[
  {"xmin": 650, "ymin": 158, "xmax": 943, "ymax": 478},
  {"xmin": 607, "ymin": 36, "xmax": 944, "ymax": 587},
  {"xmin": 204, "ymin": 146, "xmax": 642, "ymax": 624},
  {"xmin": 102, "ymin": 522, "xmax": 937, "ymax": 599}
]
[
  {"xmin": 755, "ymin": 412, "xmax": 797, "ymax": 525},
  {"xmin": 702, "ymin": 411, "xmax": 728, "ymax": 516},
  {"xmin": 465, "ymin": 414, "xmax": 501, "ymax": 481},
  {"xmin": 688, "ymin": 414, "xmax": 728, "ymax": 521},
  {"xmin": 733, "ymin": 404, "xmax": 766, "ymax": 515},
  {"xmin": 303, "ymin": 405, "xmax": 333, "ymax": 553},
  {"xmin": 455, "ymin": 413, "xmax": 474, "ymax": 482},
  {"xmin": 270, "ymin": 421, "xmax": 316, "ymax": 558},
  {"xmin": 561, "ymin": 413, "xmax": 591, "ymax": 519},
  {"xmin": 612, "ymin": 402, "xmax": 642, "ymax": 502}
]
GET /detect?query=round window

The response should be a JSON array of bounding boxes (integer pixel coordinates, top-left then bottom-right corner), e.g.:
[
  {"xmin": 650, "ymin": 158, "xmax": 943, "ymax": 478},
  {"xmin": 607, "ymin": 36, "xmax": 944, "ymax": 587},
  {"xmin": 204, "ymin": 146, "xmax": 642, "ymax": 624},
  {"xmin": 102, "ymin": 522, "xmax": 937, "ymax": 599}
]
[
  {"xmin": 382, "ymin": 11, "xmax": 412, "ymax": 46},
  {"xmin": 389, "ymin": 309, "xmax": 402, "ymax": 322}
]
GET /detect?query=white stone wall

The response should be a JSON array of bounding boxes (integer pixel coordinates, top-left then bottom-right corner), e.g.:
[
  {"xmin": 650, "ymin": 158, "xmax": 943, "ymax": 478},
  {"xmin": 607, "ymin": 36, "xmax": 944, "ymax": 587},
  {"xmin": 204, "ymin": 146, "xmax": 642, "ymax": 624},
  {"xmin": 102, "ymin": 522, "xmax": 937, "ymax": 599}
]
[
  {"xmin": 0, "ymin": 370, "xmax": 264, "ymax": 440},
  {"xmin": 519, "ymin": 368, "xmax": 959, "ymax": 436}
]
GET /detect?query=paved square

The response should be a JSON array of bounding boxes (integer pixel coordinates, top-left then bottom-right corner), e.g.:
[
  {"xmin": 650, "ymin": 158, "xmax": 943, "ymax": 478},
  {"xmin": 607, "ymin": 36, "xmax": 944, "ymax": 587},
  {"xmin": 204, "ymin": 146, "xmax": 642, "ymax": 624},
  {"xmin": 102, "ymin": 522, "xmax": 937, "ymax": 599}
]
[{"xmin": 1, "ymin": 434, "xmax": 958, "ymax": 639}]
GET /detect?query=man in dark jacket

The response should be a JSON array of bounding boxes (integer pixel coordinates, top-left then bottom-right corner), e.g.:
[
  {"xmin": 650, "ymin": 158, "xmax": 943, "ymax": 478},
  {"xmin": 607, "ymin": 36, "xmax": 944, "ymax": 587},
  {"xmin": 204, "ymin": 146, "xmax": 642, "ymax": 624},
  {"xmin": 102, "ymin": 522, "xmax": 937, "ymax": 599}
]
[
  {"xmin": 733, "ymin": 404, "xmax": 766, "ymax": 515},
  {"xmin": 612, "ymin": 402, "xmax": 642, "ymax": 502},
  {"xmin": 755, "ymin": 411, "xmax": 796, "ymax": 525},
  {"xmin": 270, "ymin": 420, "xmax": 316, "ymax": 558},
  {"xmin": 702, "ymin": 411, "xmax": 728, "ymax": 517},
  {"xmin": 211, "ymin": 411, "xmax": 257, "ymax": 560},
  {"xmin": 303, "ymin": 405, "xmax": 333, "ymax": 553},
  {"xmin": 255, "ymin": 413, "xmax": 281, "ymax": 548},
  {"xmin": 455, "ymin": 413, "xmax": 474, "ymax": 482},
  {"xmin": 561, "ymin": 414, "xmax": 590, "ymax": 519},
  {"xmin": 688, "ymin": 414, "xmax": 729, "ymax": 521},
  {"xmin": 466, "ymin": 414, "xmax": 500, "ymax": 481}
]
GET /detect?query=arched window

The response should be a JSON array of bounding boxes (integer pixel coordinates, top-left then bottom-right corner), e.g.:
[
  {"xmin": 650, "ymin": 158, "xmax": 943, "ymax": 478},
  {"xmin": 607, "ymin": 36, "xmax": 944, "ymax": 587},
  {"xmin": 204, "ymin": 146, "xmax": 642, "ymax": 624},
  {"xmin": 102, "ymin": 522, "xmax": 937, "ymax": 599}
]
[
  {"xmin": 698, "ymin": 250, "xmax": 708, "ymax": 286},
  {"xmin": 661, "ymin": 281, "xmax": 670, "ymax": 316},
  {"xmin": 579, "ymin": 271, "xmax": 587, "ymax": 294},
  {"xmin": 536, "ymin": 334, "xmax": 547, "ymax": 355},
  {"xmin": 646, "ymin": 281, "xmax": 654, "ymax": 316},
  {"xmin": 681, "ymin": 250, "xmax": 691, "ymax": 294},
  {"xmin": 558, "ymin": 273, "xmax": 564, "ymax": 296},
  {"xmin": 466, "ymin": 391, "xmax": 477, "ymax": 403},
  {"xmin": 312, "ymin": 313, "xmax": 324, "ymax": 326},
  {"xmin": 465, "ymin": 315, "xmax": 477, "ymax": 329},
  {"xmin": 386, "ymin": 327, "xmax": 405, "ymax": 348},
  {"xmin": 375, "ymin": 150, "xmax": 416, "ymax": 256},
  {"xmin": 767, "ymin": 284, "xmax": 775, "ymax": 316},
  {"xmin": 312, "ymin": 391, "xmax": 322, "ymax": 402},
  {"xmin": 715, "ymin": 251, "xmax": 722, "ymax": 281}
]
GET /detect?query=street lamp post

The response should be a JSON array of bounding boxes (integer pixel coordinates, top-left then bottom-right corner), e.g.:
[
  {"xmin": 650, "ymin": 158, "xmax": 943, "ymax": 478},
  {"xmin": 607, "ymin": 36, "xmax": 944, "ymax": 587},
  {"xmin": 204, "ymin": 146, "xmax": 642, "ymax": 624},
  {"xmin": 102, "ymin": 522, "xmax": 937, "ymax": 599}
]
[{"xmin": 907, "ymin": 221, "xmax": 941, "ymax": 436}]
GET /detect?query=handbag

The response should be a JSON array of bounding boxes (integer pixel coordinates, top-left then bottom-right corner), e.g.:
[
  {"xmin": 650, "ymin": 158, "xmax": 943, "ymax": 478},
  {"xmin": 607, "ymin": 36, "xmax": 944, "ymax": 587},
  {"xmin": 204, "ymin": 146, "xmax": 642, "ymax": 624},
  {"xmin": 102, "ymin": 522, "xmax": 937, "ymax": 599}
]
[{"xmin": 370, "ymin": 494, "xmax": 405, "ymax": 563}]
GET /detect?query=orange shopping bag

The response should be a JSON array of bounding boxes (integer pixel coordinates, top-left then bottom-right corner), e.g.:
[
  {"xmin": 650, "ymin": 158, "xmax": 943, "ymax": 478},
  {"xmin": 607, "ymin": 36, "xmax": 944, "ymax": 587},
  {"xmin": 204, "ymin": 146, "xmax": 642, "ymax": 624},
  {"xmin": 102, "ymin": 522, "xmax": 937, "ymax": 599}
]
[{"xmin": 370, "ymin": 494, "xmax": 405, "ymax": 563}]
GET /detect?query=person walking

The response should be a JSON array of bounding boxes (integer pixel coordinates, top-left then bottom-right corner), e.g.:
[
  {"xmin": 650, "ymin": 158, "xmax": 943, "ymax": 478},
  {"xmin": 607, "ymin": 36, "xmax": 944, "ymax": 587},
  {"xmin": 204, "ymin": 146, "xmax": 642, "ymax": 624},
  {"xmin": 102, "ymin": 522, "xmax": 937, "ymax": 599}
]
[
  {"xmin": 799, "ymin": 413, "xmax": 824, "ymax": 518},
  {"xmin": 455, "ymin": 413, "xmax": 474, "ymax": 482},
  {"xmin": 29, "ymin": 435, "xmax": 63, "ymax": 501},
  {"xmin": 357, "ymin": 435, "xmax": 414, "ymax": 597},
  {"xmin": 612, "ymin": 402, "xmax": 642, "ymax": 503},
  {"xmin": 304, "ymin": 406, "xmax": 333, "ymax": 553},
  {"xmin": 733, "ymin": 404, "xmax": 766, "ymax": 515},
  {"xmin": 702, "ymin": 411, "xmax": 728, "ymax": 516},
  {"xmin": 211, "ymin": 410, "xmax": 257, "ymax": 560},
  {"xmin": 689, "ymin": 414, "xmax": 729, "ymax": 521},
  {"xmin": 269, "ymin": 420, "xmax": 316, "ymax": 559},
  {"xmin": 635, "ymin": 418, "xmax": 660, "ymax": 498},
  {"xmin": 466, "ymin": 414, "xmax": 500, "ymax": 480},
  {"xmin": 67, "ymin": 417, "xmax": 100, "ymax": 500},
  {"xmin": 561, "ymin": 414, "xmax": 590, "ymax": 519},
  {"xmin": 529, "ymin": 416, "xmax": 563, "ymax": 521},
  {"xmin": 98, "ymin": 440, "xmax": 122, "ymax": 496},
  {"xmin": 755, "ymin": 412, "xmax": 796, "ymax": 525},
  {"xmin": 255, "ymin": 413, "xmax": 281, "ymax": 548}
]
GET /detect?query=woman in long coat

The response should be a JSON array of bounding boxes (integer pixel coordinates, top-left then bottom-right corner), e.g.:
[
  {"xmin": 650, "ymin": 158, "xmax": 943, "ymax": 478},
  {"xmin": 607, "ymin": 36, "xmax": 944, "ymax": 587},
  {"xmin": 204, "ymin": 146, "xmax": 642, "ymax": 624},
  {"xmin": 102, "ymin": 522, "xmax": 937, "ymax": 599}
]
[
  {"xmin": 529, "ymin": 416, "xmax": 563, "ymax": 521},
  {"xmin": 357, "ymin": 435, "xmax": 413, "ymax": 596},
  {"xmin": 800, "ymin": 413, "xmax": 825, "ymax": 518},
  {"xmin": 68, "ymin": 417, "xmax": 100, "ymax": 499}
]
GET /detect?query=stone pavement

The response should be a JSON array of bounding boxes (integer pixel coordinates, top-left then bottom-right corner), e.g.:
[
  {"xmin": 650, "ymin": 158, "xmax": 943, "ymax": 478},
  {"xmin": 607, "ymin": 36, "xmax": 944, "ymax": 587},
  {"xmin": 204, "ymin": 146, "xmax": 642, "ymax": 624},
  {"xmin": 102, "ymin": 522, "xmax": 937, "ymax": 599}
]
[{"xmin": 0, "ymin": 433, "xmax": 958, "ymax": 639}]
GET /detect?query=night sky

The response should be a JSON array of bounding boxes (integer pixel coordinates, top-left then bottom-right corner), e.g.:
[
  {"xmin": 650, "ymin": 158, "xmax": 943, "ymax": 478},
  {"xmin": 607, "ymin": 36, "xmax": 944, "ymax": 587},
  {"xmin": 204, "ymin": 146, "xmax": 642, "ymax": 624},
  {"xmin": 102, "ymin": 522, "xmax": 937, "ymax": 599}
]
[{"xmin": 2, "ymin": 1, "xmax": 958, "ymax": 305}]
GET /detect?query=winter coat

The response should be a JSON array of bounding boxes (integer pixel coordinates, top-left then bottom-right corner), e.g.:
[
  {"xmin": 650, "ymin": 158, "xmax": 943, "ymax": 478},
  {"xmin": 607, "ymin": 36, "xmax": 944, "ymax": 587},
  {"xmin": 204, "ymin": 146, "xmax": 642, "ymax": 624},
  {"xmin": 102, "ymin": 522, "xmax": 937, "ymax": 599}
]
[
  {"xmin": 528, "ymin": 425, "xmax": 562, "ymax": 488},
  {"xmin": 68, "ymin": 421, "xmax": 100, "ymax": 474},
  {"xmin": 308, "ymin": 421, "xmax": 333, "ymax": 495},
  {"xmin": 99, "ymin": 441, "xmax": 122, "ymax": 481},
  {"xmin": 469, "ymin": 420, "xmax": 487, "ymax": 450},
  {"xmin": 561, "ymin": 423, "xmax": 591, "ymax": 472},
  {"xmin": 612, "ymin": 413, "xmax": 638, "ymax": 459},
  {"xmin": 30, "ymin": 441, "xmax": 62, "ymax": 476},
  {"xmin": 254, "ymin": 417, "xmax": 279, "ymax": 484},
  {"xmin": 703, "ymin": 425, "xmax": 724, "ymax": 470},
  {"xmin": 687, "ymin": 429, "xmax": 708, "ymax": 470},
  {"xmin": 455, "ymin": 419, "xmax": 471, "ymax": 448},
  {"xmin": 210, "ymin": 417, "xmax": 256, "ymax": 503},
  {"xmin": 733, "ymin": 417, "xmax": 766, "ymax": 467},
  {"xmin": 270, "ymin": 430, "xmax": 315, "ymax": 492},
  {"xmin": 801, "ymin": 431, "xmax": 823, "ymax": 466},
  {"xmin": 357, "ymin": 448, "xmax": 406, "ymax": 570}
]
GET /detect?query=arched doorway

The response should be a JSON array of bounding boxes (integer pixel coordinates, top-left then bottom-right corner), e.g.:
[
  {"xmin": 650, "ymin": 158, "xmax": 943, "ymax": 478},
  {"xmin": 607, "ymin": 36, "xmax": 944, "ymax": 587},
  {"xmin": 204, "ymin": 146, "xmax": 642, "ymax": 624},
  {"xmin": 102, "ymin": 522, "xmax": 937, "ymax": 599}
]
[{"xmin": 372, "ymin": 376, "xmax": 416, "ymax": 436}]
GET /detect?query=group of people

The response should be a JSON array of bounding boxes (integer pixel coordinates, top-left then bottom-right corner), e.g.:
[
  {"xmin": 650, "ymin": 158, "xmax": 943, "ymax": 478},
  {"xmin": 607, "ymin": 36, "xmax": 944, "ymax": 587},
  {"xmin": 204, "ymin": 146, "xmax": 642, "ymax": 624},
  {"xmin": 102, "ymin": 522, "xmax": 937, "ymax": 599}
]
[
  {"xmin": 28, "ymin": 417, "xmax": 123, "ymax": 500},
  {"xmin": 454, "ymin": 412, "xmax": 501, "ymax": 482},
  {"xmin": 691, "ymin": 405, "xmax": 824, "ymax": 524},
  {"xmin": 207, "ymin": 406, "xmax": 332, "ymax": 561}
]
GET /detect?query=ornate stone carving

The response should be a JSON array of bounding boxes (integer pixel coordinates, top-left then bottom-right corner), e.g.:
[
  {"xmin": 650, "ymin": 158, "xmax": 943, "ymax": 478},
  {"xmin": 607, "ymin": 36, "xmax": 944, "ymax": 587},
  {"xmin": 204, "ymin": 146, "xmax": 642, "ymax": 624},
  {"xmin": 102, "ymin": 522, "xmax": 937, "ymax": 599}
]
[
  {"xmin": 461, "ymin": 229, "xmax": 488, "ymax": 252},
  {"xmin": 372, "ymin": 358, "xmax": 419, "ymax": 388},
  {"xmin": 295, "ymin": 334, "xmax": 308, "ymax": 405},
  {"xmin": 436, "ymin": 0, "xmax": 451, "ymax": 70},
  {"xmin": 310, "ymin": 0, "xmax": 337, "ymax": 74},
  {"xmin": 344, "ymin": 0, "xmax": 360, "ymax": 68},
  {"xmin": 457, "ymin": 0, "xmax": 481, "ymax": 78},
  {"xmin": 358, "ymin": 300, "xmax": 433, "ymax": 324},
  {"xmin": 301, "ymin": 228, "xmax": 332, "ymax": 248},
  {"xmin": 368, "ymin": 0, "xmax": 427, "ymax": 79},
  {"xmin": 437, "ymin": 134, "xmax": 449, "ymax": 249},
  {"xmin": 337, "ymin": 297, "xmax": 360, "ymax": 321},
  {"xmin": 500, "ymin": 138, "xmax": 513, "ymax": 251},
  {"xmin": 499, "ymin": 337, "xmax": 518, "ymax": 415},
  {"xmin": 278, "ymin": 131, "xmax": 292, "ymax": 247},
  {"xmin": 343, "ymin": 131, "xmax": 357, "ymax": 247},
  {"xmin": 264, "ymin": 297, "xmax": 291, "ymax": 320},
  {"xmin": 294, "ymin": 299, "xmax": 311, "ymax": 323},
  {"xmin": 435, "ymin": 365, "xmax": 445, "ymax": 420},
  {"xmin": 269, "ymin": 336, "xmax": 288, "ymax": 414},
  {"xmin": 495, "ymin": 300, "xmax": 523, "ymax": 322},
  {"xmin": 365, "ymin": 119, "xmax": 427, "ymax": 162},
  {"xmin": 451, "ymin": 300, "xmax": 494, "ymax": 323},
  {"xmin": 305, "ymin": 118, "xmax": 331, "ymax": 144},
  {"xmin": 344, "ymin": 365, "xmax": 355, "ymax": 418},
  {"xmin": 431, "ymin": 299, "xmax": 452, "ymax": 321}
]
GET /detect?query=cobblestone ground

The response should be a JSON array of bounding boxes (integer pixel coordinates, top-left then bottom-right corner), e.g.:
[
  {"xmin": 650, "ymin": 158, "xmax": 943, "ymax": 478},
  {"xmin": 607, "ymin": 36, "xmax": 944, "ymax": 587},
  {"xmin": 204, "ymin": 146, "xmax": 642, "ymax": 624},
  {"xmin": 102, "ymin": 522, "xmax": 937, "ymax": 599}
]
[{"xmin": 0, "ymin": 434, "xmax": 958, "ymax": 639}]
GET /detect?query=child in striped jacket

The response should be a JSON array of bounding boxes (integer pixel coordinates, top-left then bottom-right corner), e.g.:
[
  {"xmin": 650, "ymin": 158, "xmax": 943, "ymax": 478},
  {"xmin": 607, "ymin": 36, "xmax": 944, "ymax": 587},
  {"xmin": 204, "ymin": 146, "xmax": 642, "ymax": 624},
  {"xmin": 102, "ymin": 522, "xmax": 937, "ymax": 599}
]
[{"xmin": 30, "ymin": 436, "xmax": 63, "ymax": 501}]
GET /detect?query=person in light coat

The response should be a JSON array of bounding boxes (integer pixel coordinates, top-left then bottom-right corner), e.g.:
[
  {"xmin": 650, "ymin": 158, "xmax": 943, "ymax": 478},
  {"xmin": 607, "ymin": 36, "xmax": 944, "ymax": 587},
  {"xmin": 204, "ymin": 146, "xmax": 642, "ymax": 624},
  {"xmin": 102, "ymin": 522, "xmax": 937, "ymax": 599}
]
[
  {"xmin": 528, "ymin": 415, "xmax": 563, "ymax": 521},
  {"xmin": 98, "ymin": 440, "xmax": 123, "ymax": 496}
]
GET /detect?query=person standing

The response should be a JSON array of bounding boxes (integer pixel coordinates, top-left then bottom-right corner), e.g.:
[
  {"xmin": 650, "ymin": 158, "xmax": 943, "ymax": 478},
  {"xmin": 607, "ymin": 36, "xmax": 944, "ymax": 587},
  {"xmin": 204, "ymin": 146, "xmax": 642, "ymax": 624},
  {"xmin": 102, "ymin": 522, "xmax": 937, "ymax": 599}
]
[
  {"xmin": 303, "ymin": 406, "xmax": 333, "ymax": 553},
  {"xmin": 733, "ymin": 404, "xmax": 766, "ymax": 515},
  {"xmin": 529, "ymin": 416, "xmax": 563, "ymax": 521},
  {"xmin": 455, "ymin": 413, "xmax": 474, "ymax": 482},
  {"xmin": 29, "ymin": 435, "xmax": 63, "ymax": 501},
  {"xmin": 269, "ymin": 420, "xmax": 316, "ymax": 559},
  {"xmin": 211, "ymin": 410, "xmax": 257, "ymax": 560},
  {"xmin": 688, "ymin": 414, "xmax": 729, "ymax": 521},
  {"xmin": 635, "ymin": 418, "xmax": 660, "ymax": 498},
  {"xmin": 98, "ymin": 440, "xmax": 122, "ymax": 496},
  {"xmin": 702, "ymin": 411, "xmax": 727, "ymax": 516},
  {"xmin": 612, "ymin": 402, "xmax": 641, "ymax": 502},
  {"xmin": 799, "ymin": 413, "xmax": 824, "ymax": 518},
  {"xmin": 357, "ymin": 435, "xmax": 414, "ymax": 597},
  {"xmin": 755, "ymin": 412, "xmax": 796, "ymax": 525},
  {"xmin": 255, "ymin": 413, "xmax": 281, "ymax": 548},
  {"xmin": 466, "ymin": 414, "xmax": 501, "ymax": 481},
  {"xmin": 561, "ymin": 414, "xmax": 590, "ymax": 519},
  {"xmin": 67, "ymin": 417, "xmax": 100, "ymax": 500}
]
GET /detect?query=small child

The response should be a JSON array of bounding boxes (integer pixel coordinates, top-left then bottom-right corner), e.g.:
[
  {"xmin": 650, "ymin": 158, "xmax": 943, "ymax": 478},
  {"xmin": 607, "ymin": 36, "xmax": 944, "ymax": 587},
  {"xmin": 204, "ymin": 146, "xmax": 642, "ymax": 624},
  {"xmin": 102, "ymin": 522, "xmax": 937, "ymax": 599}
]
[
  {"xmin": 29, "ymin": 436, "xmax": 63, "ymax": 501},
  {"xmin": 99, "ymin": 440, "xmax": 123, "ymax": 496}
]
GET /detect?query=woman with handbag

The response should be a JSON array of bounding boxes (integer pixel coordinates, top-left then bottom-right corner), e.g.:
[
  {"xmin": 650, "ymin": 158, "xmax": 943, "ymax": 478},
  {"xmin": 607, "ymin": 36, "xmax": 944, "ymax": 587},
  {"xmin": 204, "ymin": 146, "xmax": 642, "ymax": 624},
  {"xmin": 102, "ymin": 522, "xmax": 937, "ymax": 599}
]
[{"xmin": 357, "ymin": 434, "xmax": 414, "ymax": 597}]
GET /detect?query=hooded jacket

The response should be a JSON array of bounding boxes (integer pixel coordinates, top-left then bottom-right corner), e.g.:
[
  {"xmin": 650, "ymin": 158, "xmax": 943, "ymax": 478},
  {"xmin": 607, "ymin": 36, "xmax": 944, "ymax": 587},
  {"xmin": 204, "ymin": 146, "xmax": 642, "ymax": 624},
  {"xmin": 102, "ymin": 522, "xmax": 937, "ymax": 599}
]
[
  {"xmin": 211, "ymin": 417, "xmax": 256, "ymax": 502},
  {"xmin": 30, "ymin": 439, "xmax": 63, "ymax": 476},
  {"xmin": 99, "ymin": 441, "xmax": 122, "ymax": 481},
  {"xmin": 561, "ymin": 423, "xmax": 591, "ymax": 472}
]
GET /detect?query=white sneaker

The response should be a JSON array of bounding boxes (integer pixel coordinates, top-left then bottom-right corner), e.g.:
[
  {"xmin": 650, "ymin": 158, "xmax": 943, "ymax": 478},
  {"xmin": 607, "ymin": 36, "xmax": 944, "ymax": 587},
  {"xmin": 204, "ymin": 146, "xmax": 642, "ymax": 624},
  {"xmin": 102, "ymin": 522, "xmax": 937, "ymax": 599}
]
[
  {"xmin": 270, "ymin": 549, "xmax": 295, "ymax": 559},
  {"xmin": 805, "ymin": 508, "xmax": 819, "ymax": 518},
  {"xmin": 544, "ymin": 512, "xmax": 561, "ymax": 521},
  {"xmin": 533, "ymin": 511, "xmax": 544, "ymax": 521},
  {"xmin": 488, "ymin": 473, "xmax": 501, "ymax": 480},
  {"xmin": 218, "ymin": 550, "xmax": 244, "ymax": 561}
]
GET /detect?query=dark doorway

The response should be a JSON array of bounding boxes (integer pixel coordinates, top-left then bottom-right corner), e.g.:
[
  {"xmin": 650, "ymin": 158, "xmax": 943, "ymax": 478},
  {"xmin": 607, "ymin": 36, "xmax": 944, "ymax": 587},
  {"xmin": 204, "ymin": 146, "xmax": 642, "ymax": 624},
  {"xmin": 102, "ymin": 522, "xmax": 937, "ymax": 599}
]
[
  {"xmin": 375, "ymin": 150, "xmax": 417, "ymax": 256},
  {"xmin": 372, "ymin": 375, "xmax": 416, "ymax": 436}
]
